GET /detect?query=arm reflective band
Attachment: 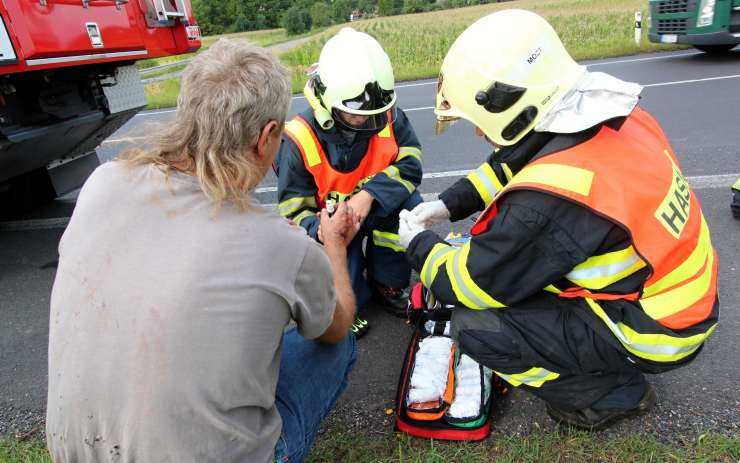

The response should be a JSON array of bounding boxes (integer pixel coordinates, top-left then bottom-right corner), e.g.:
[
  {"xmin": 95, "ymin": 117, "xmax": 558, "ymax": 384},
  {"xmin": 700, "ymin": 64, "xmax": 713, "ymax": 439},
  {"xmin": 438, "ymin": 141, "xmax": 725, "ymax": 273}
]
[
  {"xmin": 293, "ymin": 209, "xmax": 315, "ymax": 227},
  {"xmin": 372, "ymin": 230, "xmax": 404, "ymax": 253},
  {"xmin": 396, "ymin": 146, "xmax": 422, "ymax": 163},
  {"xmin": 278, "ymin": 196, "xmax": 318, "ymax": 217},
  {"xmin": 466, "ymin": 162, "xmax": 504, "ymax": 207},
  {"xmin": 585, "ymin": 298, "xmax": 715, "ymax": 362},
  {"xmin": 420, "ymin": 243, "xmax": 456, "ymax": 288},
  {"xmin": 565, "ymin": 245, "xmax": 646, "ymax": 290},
  {"xmin": 381, "ymin": 165, "xmax": 415, "ymax": 193},
  {"xmin": 446, "ymin": 242, "xmax": 506, "ymax": 310},
  {"xmin": 495, "ymin": 367, "xmax": 560, "ymax": 388},
  {"xmin": 733, "ymin": 178, "xmax": 740, "ymax": 191},
  {"xmin": 501, "ymin": 163, "xmax": 514, "ymax": 181}
]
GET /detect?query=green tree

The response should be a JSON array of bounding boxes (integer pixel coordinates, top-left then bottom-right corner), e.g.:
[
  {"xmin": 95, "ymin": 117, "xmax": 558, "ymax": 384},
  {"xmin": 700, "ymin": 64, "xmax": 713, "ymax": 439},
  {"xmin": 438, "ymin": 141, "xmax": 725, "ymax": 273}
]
[
  {"xmin": 281, "ymin": 6, "xmax": 312, "ymax": 35},
  {"xmin": 310, "ymin": 2, "xmax": 332, "ymax": 28},
  {"xmin": 402, "ymin": 0, "xmax": 425, "ymax": 13},
  {"xmin": 378, "ymin": 0, "xmax": 394, "ymax": 16},
  {"xmin": 332, "ymin": 0, "xmax": 353, "ymax": 23}
]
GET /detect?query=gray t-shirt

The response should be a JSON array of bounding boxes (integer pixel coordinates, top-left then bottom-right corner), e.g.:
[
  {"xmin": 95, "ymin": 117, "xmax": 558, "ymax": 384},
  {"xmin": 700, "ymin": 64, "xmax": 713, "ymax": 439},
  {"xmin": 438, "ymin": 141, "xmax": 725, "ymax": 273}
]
[{"xmin": 46, "ymin": 161, "xmax": 335, "ymax": 463}]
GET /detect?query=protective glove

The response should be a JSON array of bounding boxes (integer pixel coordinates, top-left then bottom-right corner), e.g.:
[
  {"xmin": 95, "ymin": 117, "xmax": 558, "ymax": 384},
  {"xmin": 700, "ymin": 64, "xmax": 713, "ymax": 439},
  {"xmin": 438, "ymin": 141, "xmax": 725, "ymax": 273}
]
[
  {"xmin": 409, "ymin": 200, "xmax": 450, "ymax": 228},
  {"xmin": 399, "ymin": 209, "xmax": 427, "ymax": 249}
]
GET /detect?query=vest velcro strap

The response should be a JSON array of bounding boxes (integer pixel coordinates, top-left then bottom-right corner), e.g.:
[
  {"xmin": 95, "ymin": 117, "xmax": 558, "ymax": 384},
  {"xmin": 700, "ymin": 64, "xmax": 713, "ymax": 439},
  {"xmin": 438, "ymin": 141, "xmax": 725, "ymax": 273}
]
[
  {"xmin": 285, "ymin": 118, "xmax": 322, "ymax": 167},
  {"xmin": 559, "ymin": 288, "xmax": 640, "ymax": 301}
]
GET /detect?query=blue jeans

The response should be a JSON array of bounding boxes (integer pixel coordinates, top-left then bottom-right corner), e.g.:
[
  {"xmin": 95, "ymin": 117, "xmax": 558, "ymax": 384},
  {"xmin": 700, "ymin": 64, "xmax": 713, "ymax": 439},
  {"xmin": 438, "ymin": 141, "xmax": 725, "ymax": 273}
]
[{"xmin": 273, "ymin": 329, "xmax": 357, "ymax": 463}]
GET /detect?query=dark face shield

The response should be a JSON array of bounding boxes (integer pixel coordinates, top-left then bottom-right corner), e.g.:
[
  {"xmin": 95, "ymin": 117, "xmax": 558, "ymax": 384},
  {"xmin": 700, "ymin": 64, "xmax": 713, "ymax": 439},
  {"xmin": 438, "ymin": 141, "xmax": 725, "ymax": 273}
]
[{"xmin": 333, "ymin": 81, "xmax": 397, "ymax": 132}]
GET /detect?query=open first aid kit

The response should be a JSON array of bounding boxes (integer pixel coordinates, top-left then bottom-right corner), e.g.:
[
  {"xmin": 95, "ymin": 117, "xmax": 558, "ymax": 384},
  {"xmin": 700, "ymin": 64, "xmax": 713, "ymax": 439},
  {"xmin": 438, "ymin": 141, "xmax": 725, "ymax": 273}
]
[{"xmin": 394, "ymin": 281, "xmax": 507, "ymax": 441}]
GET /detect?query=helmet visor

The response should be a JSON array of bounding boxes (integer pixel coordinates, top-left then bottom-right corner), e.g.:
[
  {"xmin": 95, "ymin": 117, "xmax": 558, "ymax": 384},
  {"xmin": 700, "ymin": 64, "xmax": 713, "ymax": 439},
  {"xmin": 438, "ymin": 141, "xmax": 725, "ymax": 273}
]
[
  {"xmin": 333, "ymin": 105, "xmax": 397, "ymax": 132},
  {"xmin": 334, "ymin": 81, "xmax": 396, "ymax": 116}
]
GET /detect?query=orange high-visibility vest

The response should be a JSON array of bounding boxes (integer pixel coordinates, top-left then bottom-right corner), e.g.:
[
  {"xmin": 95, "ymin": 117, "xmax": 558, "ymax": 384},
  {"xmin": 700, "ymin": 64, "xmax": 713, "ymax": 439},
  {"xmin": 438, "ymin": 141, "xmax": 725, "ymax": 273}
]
[
  {"xmin": 472, "ymin": 107, "xmax": 718, "ymax": 333},
  {"xmin": 284, "ymin": 114, "xmax": 399, "ymax": 208}
]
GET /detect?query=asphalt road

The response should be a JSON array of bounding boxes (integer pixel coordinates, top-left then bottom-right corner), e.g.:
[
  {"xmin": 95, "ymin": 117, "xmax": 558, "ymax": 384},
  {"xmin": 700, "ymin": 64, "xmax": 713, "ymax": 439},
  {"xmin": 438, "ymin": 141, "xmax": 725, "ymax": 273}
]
[{"xmin": 1, "ymin": 48, "xmax": 739, "ymax": 441}]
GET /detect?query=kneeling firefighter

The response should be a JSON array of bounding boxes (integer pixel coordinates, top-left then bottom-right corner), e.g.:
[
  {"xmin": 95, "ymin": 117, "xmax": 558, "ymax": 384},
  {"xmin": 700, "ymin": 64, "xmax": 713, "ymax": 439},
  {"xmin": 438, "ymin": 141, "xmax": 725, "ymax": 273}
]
[
  {"xmin": 276, "ymin": 28, "xmax": 424, "ymax": 337},
  {"xmin": 398, "ymin": 10, "xmax": 719, "ymax": 429}
]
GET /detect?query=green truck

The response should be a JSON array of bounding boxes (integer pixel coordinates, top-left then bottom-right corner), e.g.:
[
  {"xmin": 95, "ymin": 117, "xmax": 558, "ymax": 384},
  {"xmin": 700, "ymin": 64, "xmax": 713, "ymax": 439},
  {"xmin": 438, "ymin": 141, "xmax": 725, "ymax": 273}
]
[{"xmin": 648, "ymin": 0, "xmax": 740, "ymax": 53}]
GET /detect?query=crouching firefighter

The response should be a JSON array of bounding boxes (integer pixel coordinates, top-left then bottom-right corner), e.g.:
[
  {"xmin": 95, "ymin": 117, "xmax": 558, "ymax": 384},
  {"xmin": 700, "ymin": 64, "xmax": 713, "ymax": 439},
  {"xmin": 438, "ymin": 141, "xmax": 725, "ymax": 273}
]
[
  {"xmin": 276, "ymin": 28, "xmax": 423, "ymax": 337},
  {"xmin": 398, "ymin": 10, "xmax": 719, "ymax": 430}
]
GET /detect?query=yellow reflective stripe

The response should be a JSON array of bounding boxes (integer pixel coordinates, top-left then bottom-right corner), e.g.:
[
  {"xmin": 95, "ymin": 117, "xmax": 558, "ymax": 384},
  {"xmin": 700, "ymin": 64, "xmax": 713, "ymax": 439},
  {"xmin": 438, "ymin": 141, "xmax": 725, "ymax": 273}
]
[
  {"xmin": 285, "ymin": 119, "xmax": 321, "ymax": 167},
  {"xmin": 372, "ymin": 230, "xmax": 404, "ymax": 253},
  {"xmin": 543, "ymin": 284, "xmax": 560, "ymax": 294},
  {"xmin": 277, "ymin": 196, "xmax": 317, "ymax": 217},
  {"xmin": 506, "ymin": 163, "xmax": 594, "ymax": 197},
  {"xmin": 640, "ymin": 245, "xmax": 715, "ymax": 320},
  {"xmin": 446, "ymin": 242, "xmax": 506, "ymax": 310},
  {"xmin": 643, "ymin": 215, "xmax": 711, "ymax": 298},
  {"xmin": 585, "ymin": 298, "xmax": 715, "ymax": 362},
  {"xmin": 733, "ymin": 178, "xmax": 740, "ymax": 190},
  {"xmin": 501, "ymin": 163, "xmax": 514, "ymax": 181},
  {"xmin": 382, "ymin": 165, "xmax": 415, "ymax": 193},
  {"xmin": 565, "ymin": 246, "xmax": 646, "ymax": 290},
  {"xmin": 377, "ymin": 125, "xmax": 391, "ymax": 138},
  {"xmin": 495, "ymin": 367, "xmax": 560, "ymax": 388},
  {"xmin": 466, "ymin": 162, "xmax": 504, "ymax": 207},
  {"xmin": 292, "ymin": 209, "xmax": 314, "ymax": 226},
  {"xmin": 396, "ymin": 146, "xmax": 422, "ymax": 163},
  {"xmin": 420, "ymin": 243, "xmax": 456, "ymax": 288}
]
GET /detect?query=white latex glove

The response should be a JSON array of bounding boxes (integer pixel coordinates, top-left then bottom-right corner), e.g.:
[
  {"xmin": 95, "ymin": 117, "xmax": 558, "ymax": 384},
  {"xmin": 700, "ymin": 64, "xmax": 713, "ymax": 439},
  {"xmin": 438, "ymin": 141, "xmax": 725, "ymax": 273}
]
[
  {"xmin": 409, "ymin": 200, "xmax": 450, "ymax": 228},
  {"xmin": 399, "ymin": 209, "xmax": 427, "ymax": 249}
]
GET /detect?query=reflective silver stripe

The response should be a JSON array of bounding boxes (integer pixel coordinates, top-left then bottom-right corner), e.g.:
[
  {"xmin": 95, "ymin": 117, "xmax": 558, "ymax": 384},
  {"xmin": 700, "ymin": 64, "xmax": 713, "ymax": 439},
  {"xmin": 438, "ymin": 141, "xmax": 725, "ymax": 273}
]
[
  {"xmin": 566, "ymin": 254, "xmax": 641, "ymax": 281},
  {"xmin": 473, "ymin": 165, "xmax": 500, "ymax": 198},
  {"xmin": 422, "ymin": 245, "xmax": 453, "ymax": 286},
  {"xmin": 26, "ymin": 50, "xmax": 148, "ymax": 67},
  {"xmin": 450, "ymin": 249, "xmax": 490, "ymax": 309},
  {"xmin": 372, "ymin": 231, "xmax": 404, "ymax": 252},
  {"xmin": 498, "ymin": 369, "xmax": 554, "ymax": 386},
  {"xmin": 278, "ymin": 196, "xmax": 317, "ymax": 217},
  {"xmin": 383, "ymin": 166, "xmax": 415, "ymax": 193}
]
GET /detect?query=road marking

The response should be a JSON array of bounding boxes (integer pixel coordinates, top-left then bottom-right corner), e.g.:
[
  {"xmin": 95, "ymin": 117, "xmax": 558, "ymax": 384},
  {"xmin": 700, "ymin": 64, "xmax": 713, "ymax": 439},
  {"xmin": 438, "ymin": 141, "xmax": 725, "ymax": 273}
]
[
  {"xmin": 587, "ymin": 51, "xmax": 702, "ymax": 67},
  {"xmin": 4, "ymin": 171, "xmax": 736, "ymax": 231},
  {"xmin": 643, "ymin": 74, "xmax": 740, "ymax": 88}
]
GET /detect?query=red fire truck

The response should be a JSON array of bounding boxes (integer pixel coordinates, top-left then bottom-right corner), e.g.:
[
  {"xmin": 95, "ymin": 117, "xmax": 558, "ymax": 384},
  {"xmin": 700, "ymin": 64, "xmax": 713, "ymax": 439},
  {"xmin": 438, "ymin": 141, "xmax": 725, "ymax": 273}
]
[{"xmin": 0, "ymin": 0, "xmax": 200, "ymax": 215}]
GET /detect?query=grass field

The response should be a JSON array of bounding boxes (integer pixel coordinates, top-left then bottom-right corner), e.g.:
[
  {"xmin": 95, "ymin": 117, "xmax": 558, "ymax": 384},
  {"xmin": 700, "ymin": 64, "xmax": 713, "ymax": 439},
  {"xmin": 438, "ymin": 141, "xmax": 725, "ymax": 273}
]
[
  {"xmin": 280, "ymin": 0, "xmax": 684, "ymax": 93},
  {"xmin": 2, "ymin": 430, "xmax": 738, "ymax": 462},
  {"xmin": 144, "ymin": 0, "xmax": 685, "ymax": 107},
  {"xmin": 137, "ymin": 27, "xmax": 313, "ymax": 70}
]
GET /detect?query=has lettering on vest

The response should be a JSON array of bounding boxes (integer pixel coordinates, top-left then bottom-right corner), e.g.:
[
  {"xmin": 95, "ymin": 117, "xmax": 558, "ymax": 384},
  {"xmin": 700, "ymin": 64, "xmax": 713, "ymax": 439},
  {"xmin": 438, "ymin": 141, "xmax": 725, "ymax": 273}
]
[
  {"xmin": 325, "ymin": 176, "xmax": 374, "ymax": 204},
  {"xmin": 655, "ymin": 152, "xmax": 691, "ymax": 239}
]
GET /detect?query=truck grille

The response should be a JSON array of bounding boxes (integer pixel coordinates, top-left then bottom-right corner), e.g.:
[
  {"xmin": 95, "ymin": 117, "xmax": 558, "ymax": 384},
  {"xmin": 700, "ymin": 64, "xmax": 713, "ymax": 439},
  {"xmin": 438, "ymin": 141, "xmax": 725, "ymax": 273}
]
[
  {"xmin": 655, "ymin": 0, "xmax": 695, "ymax": 14},
  {"xmin": 657, "ymin": 18, "xmax": 688, "ymax": 34}
]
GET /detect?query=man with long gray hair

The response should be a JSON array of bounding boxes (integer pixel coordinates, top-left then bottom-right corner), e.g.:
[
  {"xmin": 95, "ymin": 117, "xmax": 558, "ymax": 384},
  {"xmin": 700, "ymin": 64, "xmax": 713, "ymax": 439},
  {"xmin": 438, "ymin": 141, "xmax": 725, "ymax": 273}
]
[{"xmin": 46, "ymin": 39, "xmax": 358, "ymax": 462}]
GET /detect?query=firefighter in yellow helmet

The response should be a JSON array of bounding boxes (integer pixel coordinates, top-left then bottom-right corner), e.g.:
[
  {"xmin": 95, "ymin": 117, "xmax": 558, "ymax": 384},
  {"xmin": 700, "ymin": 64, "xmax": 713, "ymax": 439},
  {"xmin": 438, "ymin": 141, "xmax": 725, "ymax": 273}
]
[
  {"xmin": 398, "ymin": 9, "xmax": 718, "ymax": 430},
  {"xmin": 276, "ymin": 28, "xmax": 424, "ymax": 337}
]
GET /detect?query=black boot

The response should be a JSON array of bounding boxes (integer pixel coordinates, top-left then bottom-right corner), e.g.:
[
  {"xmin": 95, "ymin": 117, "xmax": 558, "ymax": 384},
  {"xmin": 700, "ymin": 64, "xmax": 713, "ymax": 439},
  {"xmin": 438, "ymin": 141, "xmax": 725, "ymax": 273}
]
[
  {"xmin": 371, "ymin": 283, "xmax": 410, "ymax": 318},
  {"xmin": 350, "ymin": 316, "xmax": 369, "ymax": 339},
  {"xmin": 732, "ymin": 182, "xmax": 740, "ymax": 219},
  {"xmin": 546, "ymin": 383, "xmax": 657, "ymax": 431}
]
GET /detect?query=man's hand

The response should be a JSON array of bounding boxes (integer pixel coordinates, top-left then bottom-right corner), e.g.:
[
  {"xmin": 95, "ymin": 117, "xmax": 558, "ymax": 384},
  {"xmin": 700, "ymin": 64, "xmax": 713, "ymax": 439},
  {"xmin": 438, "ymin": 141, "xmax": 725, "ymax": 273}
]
[
  {"xmin": 399, "ymin": 209, "xmax": 427, "ymax": 249},
  {"xmin": 320, "ymin": 202, "xmax": 361, "ymax": 249},
  {"xmin": 346, "ymin": 190, "xmax": 374, "ymax": 225},
  {"xmin": 409, "ymin": 200, "xmax": 450, "ymax": 228}
]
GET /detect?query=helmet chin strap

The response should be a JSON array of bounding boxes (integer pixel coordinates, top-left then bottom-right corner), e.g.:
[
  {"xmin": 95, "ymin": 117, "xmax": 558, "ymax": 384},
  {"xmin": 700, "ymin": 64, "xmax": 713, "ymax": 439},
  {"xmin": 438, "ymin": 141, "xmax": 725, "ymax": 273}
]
[{"xmin": 303, "ymin": 81, "xmax": 334, "ymax": 130}]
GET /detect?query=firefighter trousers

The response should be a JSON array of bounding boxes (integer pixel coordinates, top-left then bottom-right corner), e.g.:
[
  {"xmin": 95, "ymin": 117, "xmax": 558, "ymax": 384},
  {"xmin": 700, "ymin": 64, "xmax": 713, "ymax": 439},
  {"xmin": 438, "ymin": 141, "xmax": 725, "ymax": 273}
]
[
  {"xmin": 451, "ymin": 292, "xmax": 648, "ymax": 412},
  {"xmin": 348, "ymin": 191, "xmax": 423, "ymax": 312}
]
